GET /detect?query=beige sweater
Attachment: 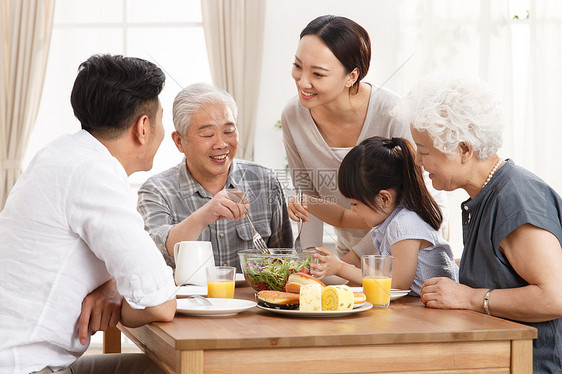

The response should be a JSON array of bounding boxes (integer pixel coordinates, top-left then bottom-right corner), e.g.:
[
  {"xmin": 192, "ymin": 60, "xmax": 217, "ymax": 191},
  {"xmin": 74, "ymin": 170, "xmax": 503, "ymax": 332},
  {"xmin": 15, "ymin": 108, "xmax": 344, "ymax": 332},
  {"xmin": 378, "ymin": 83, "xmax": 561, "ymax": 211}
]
[{"xmin": 281, "ymin": 85, "xmax": 412, "ymax": 256}]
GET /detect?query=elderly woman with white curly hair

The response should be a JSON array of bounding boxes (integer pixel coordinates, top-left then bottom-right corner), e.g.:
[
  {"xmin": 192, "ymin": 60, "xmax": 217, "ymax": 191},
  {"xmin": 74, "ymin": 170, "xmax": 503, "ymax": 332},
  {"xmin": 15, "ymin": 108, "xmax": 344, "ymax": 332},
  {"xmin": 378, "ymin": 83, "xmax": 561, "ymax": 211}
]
[{"xmin": 394, "ymin": 76, "xmax": 562, "ymax": 372}]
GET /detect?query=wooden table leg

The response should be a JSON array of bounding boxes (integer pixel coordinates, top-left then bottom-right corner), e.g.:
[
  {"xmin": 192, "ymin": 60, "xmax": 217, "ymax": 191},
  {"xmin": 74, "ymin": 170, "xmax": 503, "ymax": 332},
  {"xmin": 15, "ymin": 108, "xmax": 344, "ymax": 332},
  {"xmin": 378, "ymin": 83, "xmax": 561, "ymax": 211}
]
[
  {"xmin": 511, "ymin": 339, "xmax": 533, "ymax": 373},
  {"xmin": 178, "ymin": 350, "xmax": 203, "ymax": 374},
  {"xmin": 103, "ymin": 327, "xmax": 122, "ymax": 353}
]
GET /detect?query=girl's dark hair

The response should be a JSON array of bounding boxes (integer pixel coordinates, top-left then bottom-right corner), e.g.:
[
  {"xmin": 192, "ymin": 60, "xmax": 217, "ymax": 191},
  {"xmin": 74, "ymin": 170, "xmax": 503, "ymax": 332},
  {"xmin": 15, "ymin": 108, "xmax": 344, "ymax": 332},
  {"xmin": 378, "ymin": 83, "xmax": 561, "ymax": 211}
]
[
  {"xmin": 338, "ymin": 136, "xmax": 442, "ymax": 230},
  {"xmin": 70, "ymin": 54, "xmax": 165, "ymax": 139},
  {"xmin": 300, "ymin": 15, "xmax": 370, "ymax": 94}
]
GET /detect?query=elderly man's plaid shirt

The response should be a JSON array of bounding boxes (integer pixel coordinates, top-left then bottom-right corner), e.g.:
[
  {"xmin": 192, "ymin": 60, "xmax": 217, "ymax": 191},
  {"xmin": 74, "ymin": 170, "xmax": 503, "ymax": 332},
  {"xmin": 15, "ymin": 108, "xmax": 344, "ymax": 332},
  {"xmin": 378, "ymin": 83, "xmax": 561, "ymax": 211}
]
[{"xmin": 137, "ymin": 159, "xmax": 293, "ymax": 271}]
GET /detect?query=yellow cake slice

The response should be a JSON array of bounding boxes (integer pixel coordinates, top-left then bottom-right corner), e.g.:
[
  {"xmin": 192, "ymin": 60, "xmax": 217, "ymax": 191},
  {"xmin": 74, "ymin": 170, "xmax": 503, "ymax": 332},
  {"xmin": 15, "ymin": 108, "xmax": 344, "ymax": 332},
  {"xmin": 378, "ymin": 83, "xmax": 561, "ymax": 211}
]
[
  {"xmin": 321, "ymin": 285, "xmax": 354, "ymax": 311},
  {"xmin": 299, "ymin": 283, "xmax": 322, "ymax": 311}
]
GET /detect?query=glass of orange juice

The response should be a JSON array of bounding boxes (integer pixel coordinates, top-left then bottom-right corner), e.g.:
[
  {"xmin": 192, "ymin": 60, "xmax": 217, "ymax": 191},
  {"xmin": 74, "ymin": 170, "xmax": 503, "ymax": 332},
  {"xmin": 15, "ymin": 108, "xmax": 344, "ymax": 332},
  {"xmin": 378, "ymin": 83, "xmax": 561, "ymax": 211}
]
[
  {"xmin": 361, "ymin": 255, "xmax": 393, "ymax": 307},
  {"xmin": 206, "ymin": 266, "xmax": 236, "ymax": 298}
]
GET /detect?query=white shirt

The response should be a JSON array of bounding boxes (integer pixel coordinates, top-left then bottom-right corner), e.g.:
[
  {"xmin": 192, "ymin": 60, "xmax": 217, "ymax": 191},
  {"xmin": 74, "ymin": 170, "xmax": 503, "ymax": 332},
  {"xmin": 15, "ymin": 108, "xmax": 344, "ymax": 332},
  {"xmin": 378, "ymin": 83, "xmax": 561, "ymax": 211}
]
[
  {"xmin": 0, "ymin": 130, "xmax": 176, "ymax": 374},
  {"xmin": 329, "ymin": 147, "xmax": 352, "ymax": 161}
]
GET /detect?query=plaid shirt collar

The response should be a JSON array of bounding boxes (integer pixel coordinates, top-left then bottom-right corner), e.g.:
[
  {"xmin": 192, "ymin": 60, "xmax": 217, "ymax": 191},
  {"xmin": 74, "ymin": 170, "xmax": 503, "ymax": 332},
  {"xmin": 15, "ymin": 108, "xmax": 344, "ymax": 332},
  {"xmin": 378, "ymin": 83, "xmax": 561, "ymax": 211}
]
[{"xmin": 178, "ymin": 158, "xmax": 245, "ymax": 199}]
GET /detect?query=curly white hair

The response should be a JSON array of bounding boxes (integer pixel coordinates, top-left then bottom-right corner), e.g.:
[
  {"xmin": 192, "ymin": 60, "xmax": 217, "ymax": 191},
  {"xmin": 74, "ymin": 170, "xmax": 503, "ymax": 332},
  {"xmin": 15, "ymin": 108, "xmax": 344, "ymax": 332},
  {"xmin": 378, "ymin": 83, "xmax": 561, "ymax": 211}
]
[{"xmin": 392, "ymin": 74, "xmax": 505, "ymax": 160}]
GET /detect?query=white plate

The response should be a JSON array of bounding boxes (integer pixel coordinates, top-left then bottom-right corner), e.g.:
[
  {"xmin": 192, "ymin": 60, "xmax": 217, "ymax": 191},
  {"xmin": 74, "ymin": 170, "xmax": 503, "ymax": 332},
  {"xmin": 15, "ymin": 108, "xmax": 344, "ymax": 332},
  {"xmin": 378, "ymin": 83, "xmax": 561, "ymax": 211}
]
[
  {"xmin": 322, "ymin": 275, "xmax": 349, "ymax": 285},
  {"xmin": 256, "ymin": 302, "xmax": 373, "ymax": 317},
  {"xmin": 390, "ymin": 289, "xmax": 411, "ymax": 300},
  {"xmin": 235, "ymin": 273, "xmax": 246, "ymax": 286},
  {"xmin": 349, "ymin": 287, "xmax": 411, "ymax": 301},
  {"xmin": 176, "ymin": 298, "xmax": 257, "ymax": 317}
]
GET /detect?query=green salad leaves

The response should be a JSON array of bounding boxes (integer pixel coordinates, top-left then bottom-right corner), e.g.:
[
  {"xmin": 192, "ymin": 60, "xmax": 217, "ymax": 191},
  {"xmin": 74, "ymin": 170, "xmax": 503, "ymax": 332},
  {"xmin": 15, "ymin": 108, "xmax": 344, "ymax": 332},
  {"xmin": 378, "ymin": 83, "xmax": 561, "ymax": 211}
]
[{"xmin": 243, "ymin": 255, "xmax": 314, "ymax": 291}]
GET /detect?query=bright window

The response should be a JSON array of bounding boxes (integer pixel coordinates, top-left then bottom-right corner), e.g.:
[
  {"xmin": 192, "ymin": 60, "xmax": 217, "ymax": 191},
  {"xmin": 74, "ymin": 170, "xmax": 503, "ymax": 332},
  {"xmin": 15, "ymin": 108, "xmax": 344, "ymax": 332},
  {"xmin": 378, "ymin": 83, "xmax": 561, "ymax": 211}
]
[{"xmin": 25, "ymin": 0, "xmax": 211, "ymax": 188}]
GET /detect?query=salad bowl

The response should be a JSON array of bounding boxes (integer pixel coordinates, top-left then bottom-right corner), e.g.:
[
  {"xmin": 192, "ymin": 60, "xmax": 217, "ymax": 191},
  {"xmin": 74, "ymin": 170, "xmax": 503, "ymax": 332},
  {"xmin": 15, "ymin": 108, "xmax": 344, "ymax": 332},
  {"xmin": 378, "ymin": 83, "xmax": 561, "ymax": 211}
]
[{"xmin": 238, "ymin": 249, "xmax": 317, "ymax": 292}]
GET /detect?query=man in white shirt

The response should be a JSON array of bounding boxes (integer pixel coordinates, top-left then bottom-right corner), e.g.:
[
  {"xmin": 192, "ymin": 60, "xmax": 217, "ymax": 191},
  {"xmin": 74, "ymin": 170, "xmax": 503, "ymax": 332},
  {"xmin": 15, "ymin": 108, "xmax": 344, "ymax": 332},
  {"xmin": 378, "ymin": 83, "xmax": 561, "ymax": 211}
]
[{"xmin": 0, "ymin": 54, "xmax": 176, "ymax": 374}]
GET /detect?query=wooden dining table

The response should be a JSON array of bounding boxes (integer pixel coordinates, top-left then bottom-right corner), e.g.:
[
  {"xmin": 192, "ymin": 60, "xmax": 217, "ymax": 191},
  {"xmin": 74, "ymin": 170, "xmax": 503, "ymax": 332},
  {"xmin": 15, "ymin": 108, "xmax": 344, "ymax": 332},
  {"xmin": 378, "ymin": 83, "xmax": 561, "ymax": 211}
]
[{"xmin": 114, "ymin": 286, "xmax": 537, "ymax": 373}]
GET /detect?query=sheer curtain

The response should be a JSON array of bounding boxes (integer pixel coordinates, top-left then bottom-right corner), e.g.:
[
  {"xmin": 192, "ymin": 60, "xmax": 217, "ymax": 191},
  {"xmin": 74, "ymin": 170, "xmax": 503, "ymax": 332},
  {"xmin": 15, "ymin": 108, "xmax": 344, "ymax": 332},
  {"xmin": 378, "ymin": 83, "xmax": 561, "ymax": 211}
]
[
  {"xmin": 0, "ymin": 0, "xmax": 55, "ymax": 209},
  {"xmin": 201, "ymin": 0, "xmax": 265, "ymax": 160},
  {"xmin": 395, "ymin": 1, "xmax": 512, "ymax": 105},
  {"xmin": 396, "ymin": 0, "xmax": 562, "ymax": 192},
  {"xmin": 395, "ymin": 0, "xmax": 562, "ymax": 254},
  {"xmin": 528, "ymin": 0, "xmax": 562, "ymax": 193}
]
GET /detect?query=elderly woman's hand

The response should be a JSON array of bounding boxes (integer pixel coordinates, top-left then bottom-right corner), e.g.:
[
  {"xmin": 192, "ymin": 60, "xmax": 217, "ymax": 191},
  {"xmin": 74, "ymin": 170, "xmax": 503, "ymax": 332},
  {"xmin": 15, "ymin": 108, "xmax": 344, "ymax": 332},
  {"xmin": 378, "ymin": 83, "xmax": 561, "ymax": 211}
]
[{"xmin": 420, "ymin": 277, "xmax": 481, "ymax": 311}]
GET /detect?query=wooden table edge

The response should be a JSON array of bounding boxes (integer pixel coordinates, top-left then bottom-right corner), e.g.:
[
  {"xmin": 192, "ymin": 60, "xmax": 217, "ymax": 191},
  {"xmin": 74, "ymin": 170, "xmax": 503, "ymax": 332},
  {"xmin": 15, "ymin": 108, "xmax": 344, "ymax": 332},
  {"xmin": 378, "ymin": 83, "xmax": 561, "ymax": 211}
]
[{"xmin": 118, "ymin": 322, "xmax": 537, "ymax": 351}]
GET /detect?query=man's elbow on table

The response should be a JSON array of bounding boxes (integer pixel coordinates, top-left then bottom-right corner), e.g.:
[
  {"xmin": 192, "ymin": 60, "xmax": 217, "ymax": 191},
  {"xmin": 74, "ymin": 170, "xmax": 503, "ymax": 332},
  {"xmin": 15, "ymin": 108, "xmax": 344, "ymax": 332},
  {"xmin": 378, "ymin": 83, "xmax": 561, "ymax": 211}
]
[{"xmin": 120, "ymin": 298, "xmax": 177, "ymax": 328}]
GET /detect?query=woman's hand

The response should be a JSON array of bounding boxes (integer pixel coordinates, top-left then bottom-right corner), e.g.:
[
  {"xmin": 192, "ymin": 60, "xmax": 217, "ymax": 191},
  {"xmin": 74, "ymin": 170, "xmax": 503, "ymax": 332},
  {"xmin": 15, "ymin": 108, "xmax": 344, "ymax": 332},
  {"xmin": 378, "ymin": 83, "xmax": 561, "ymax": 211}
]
[
  {"xmin": 420, "ymin": 277, "xmax": 482, "ymax": 311},
  {"xmin": 288, "ymin": 193, "xmax": 310, "ymax": 222},
  {"xmin": 310, "ymin": 247, "xmax": 342, "ymax": 279}
]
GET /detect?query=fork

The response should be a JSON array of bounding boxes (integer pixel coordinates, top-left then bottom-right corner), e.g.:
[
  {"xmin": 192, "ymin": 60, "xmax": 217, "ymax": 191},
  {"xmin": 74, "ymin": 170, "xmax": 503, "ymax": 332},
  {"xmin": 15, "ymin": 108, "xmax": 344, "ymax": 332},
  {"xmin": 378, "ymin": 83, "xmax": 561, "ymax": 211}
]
[
  {"xmin": 173, "ymin": 285, "xmax": 212, "ymax": 308},
  {"xmin": 225, "ymin": 188, "xmax": 268, "ymax": 253},
  {"xmin": 189, "ymin": 295, "xmax": 212, "ymax": 308},
  {"xmin": 247, "ymin": 214, "xmax": 268, "ymax": 254},
  {"xmin": 294, "ymin": 188, "xmax": 303, "ymax": 252}
]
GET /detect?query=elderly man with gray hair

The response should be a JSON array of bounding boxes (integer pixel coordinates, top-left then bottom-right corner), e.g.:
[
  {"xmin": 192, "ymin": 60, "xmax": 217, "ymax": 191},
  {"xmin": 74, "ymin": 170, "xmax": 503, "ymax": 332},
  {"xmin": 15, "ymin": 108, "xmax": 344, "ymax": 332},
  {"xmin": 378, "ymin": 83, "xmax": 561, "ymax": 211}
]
[{"xmin": 137, "ymin": 83, "xmax": 292, "ymax": 272}]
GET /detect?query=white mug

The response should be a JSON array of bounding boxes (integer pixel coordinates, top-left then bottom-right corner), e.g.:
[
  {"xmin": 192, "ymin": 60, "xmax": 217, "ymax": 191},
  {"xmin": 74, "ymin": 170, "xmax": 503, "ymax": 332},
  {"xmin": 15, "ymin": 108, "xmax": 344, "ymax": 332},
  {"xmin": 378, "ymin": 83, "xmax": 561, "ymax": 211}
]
[{"xmin": 173, "ymin": 241, "xmax": 215, "ymax": 286}]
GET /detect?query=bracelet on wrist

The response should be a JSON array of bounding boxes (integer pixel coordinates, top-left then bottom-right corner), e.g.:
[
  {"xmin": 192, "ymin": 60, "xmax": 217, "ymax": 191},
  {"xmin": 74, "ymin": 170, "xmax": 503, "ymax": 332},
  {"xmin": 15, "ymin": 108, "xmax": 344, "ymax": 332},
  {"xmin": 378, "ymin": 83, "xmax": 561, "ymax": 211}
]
[{"xmin": 483, "ymin": 289, "xmax": 493, "ymax": 316}]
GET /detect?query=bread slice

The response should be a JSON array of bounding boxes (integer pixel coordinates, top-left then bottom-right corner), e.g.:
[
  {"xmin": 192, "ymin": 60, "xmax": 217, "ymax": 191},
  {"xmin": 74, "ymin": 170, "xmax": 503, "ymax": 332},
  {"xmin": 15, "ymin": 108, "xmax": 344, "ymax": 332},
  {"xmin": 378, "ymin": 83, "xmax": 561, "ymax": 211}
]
[
  {"xmin": 256, "ymin": 290, "xmax": 300, "ymax": 310},
  {"xmin": 285, "ymin": 273, "xmax": 326, "ymax": 293}
]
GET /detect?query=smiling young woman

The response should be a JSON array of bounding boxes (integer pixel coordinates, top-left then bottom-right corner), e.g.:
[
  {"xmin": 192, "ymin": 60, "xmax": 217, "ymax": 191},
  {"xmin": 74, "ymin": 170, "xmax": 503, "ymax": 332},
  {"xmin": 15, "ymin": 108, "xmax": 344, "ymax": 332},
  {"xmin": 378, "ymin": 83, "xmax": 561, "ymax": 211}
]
[{"xmin": 281, "ymin": 15, "xmax": 415, "ymax": 258}]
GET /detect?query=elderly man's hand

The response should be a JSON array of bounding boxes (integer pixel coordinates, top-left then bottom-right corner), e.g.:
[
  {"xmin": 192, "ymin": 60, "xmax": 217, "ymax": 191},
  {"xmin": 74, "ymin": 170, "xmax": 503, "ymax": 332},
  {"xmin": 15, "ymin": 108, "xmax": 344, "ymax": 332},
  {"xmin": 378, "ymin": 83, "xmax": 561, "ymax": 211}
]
[
  {"xmin": 420, "ymin": 277, "xmax": 476, "ymax": 311},
  {"xmin": 78, "ymin": 278, "xmax": 122, "ymax": 345},
  {"xmin": 198, "ymin": 188, "xmax": 249, "ymax": 225}
]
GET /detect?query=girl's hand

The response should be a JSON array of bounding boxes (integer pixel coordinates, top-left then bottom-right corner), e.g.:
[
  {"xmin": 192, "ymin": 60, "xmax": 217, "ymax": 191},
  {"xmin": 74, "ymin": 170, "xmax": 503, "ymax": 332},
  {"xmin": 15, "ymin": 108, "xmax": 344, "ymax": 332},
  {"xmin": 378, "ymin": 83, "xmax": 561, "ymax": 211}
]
[
  {"xmin": 310, "ymin": 247, "xmax": 342, "ymax": 279},
  {"xmin": 288, "ymin": 193, "xmax": 310, "ymax": 222},
  {"xmin": 420, "ymin": 277, "xmax": 476, "ymax": 310}
]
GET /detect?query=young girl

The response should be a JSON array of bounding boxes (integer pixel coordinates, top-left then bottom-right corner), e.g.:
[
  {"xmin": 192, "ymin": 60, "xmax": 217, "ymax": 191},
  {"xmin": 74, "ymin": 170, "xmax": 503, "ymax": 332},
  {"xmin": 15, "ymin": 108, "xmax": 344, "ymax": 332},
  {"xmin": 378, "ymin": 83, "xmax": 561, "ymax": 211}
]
[{"xmin": 288, "ymin": 136, "xmax": 458, "ymax": 296}]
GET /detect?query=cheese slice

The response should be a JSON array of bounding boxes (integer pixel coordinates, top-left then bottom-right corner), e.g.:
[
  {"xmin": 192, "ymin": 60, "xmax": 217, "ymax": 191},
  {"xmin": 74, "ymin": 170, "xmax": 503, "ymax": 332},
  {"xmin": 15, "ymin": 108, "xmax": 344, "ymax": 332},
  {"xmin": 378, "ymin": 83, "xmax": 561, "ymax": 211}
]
[
  {"xmin": 299, "ymin": 283, "xmax": 322, "ymax": 311},
  {"xmin": 321, "ymin": 285, "xmax": 354, "ymax": 311}
]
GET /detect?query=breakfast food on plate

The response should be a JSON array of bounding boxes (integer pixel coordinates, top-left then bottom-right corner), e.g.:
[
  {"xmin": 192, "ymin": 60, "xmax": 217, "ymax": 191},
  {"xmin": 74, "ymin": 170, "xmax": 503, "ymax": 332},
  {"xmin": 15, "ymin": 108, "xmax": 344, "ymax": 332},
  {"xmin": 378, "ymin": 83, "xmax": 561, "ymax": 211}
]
[
  {"xmin": 354, "ymin": 292, "xmax": 367, "ymax": 306},
  {"xmin": 257, "ymin": 280, "xmax": 366, "ymax": 312},
  {"xmin": 285, "ymin": 272, "xmax": 326, "ymax": 293},
  {"xmin": 256, "ymin": 290, "xmax": 300, "ymax": 310},
  {"xmin": 299, "ymin": 283, "xmax": 323, "ymax": 311},
  {"xmin": 321, "ymin": 285, "xmax": 354, "ymax": 311}
]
